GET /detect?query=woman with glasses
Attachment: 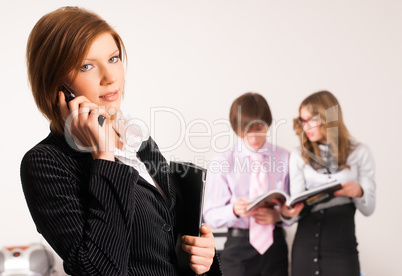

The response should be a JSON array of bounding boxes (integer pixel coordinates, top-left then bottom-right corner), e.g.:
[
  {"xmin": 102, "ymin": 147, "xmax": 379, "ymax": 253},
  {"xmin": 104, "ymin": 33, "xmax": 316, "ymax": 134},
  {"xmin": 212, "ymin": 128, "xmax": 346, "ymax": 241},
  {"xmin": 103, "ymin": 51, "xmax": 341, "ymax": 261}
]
[{"xmin": 280, "ymin": 90, "xmax": 376, "ymax": 276}]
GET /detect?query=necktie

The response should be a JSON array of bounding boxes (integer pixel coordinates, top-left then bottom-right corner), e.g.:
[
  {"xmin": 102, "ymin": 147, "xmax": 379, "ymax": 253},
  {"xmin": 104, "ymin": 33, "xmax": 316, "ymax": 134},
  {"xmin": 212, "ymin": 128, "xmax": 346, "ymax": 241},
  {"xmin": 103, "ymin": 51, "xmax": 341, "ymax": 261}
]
[{"xmin": 249, "ymin": 153, "xmax": 274, "ymax": 255}]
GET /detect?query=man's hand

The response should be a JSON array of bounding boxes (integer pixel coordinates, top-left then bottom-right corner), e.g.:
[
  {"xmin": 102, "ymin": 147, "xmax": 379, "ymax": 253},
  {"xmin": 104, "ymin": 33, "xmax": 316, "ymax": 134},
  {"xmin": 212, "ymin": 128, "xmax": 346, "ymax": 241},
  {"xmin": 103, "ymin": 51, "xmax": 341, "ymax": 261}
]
[
  {"xmin": 233, "ymin": 197, "xmax": 251, "ymax": 217},
  {"xmin": 252, "ymin": 207, "xmax": 280, "ymax": 224}
]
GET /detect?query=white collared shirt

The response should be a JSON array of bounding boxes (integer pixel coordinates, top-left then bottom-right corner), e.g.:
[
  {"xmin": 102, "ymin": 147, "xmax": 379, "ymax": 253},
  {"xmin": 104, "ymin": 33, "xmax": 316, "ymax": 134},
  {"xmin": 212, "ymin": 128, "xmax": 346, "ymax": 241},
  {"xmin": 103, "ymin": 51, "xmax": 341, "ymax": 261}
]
[
  {"xmin": 289, "ymin": 142, "xmax": 376, "ymax": 216},
  {"xmin": 113, "ymin": 111, "xmax": 155, "ymax": 186}
]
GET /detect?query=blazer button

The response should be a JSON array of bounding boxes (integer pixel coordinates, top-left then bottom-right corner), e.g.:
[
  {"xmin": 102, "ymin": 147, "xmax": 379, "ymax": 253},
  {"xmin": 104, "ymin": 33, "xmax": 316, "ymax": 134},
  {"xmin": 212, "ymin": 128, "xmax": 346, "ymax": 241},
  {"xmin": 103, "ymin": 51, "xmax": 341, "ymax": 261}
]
[{"xmin": 162, "ymin": 223, "xmax": 172, "ymax": 232}]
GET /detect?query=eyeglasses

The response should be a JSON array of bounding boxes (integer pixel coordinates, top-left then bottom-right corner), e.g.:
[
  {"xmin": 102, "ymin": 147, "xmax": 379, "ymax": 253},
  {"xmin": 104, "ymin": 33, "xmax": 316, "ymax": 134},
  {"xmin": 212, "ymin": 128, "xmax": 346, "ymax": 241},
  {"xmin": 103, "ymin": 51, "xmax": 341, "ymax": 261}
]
[{"xmin": 297, "ymin": 116, "xmax": 321, "ymax": 127}]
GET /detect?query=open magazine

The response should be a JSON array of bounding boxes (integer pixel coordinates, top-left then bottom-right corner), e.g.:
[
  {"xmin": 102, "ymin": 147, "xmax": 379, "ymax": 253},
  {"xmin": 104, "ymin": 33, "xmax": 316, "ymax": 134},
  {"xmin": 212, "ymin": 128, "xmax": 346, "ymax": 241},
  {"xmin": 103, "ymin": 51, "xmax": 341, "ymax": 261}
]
[{"xmin": 246, "ymin": 181, "xmax": 342, "ymax": 212}]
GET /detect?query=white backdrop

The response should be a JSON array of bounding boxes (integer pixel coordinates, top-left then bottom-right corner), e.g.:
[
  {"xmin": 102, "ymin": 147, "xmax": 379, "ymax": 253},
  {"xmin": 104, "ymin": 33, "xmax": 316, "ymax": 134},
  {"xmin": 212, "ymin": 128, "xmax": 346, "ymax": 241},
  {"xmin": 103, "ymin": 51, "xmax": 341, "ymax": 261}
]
[{"xmin": 1, "ymin": 0, "xmax": 401, "ymax": 275}]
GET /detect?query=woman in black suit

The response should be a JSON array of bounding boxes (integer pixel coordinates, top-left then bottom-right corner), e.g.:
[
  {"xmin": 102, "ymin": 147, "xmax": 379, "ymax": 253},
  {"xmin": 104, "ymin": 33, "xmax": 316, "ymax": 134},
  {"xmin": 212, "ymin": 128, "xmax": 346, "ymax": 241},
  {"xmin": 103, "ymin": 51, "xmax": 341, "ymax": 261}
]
[{"xmin": 21, "ymin": 6, "xmax": 220, "ymax": 276}]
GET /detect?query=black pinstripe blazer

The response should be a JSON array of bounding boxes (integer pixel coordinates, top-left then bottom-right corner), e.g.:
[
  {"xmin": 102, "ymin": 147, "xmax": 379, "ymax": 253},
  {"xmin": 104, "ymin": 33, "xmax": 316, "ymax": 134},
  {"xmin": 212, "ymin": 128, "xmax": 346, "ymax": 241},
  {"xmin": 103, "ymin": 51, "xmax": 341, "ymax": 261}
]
[{"xmin": 21, "ymin": 132, "xmax": 221, "ymax": 276}]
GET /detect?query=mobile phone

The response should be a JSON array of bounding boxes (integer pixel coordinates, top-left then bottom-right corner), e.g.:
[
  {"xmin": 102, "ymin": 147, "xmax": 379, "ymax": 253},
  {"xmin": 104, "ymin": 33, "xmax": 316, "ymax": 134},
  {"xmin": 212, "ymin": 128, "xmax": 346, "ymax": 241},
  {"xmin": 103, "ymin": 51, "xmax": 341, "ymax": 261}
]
[
  {"xmin": 62, "ymin": 84, "xmax": 105, "ymax": 127},
  {"xmin": 62, "ymin": 84, "xmax": 76, "ymax": 108}
]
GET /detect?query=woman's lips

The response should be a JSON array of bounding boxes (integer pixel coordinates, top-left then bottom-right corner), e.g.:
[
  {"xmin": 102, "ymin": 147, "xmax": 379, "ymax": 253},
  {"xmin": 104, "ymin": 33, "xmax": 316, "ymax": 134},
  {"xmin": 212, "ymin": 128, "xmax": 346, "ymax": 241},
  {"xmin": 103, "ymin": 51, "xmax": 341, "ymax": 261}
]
[{"xmin": 99, "ymin": 91, "xmax": 119, "ymax": 102}]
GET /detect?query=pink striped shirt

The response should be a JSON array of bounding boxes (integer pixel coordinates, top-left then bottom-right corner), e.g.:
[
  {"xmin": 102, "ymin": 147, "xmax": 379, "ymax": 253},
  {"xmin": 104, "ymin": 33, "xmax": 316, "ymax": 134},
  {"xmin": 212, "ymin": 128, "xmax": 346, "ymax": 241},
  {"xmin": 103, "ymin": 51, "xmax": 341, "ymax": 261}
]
[{"xmin": 203, "ymin": 140, "xmax": 290, "ymax": 229}]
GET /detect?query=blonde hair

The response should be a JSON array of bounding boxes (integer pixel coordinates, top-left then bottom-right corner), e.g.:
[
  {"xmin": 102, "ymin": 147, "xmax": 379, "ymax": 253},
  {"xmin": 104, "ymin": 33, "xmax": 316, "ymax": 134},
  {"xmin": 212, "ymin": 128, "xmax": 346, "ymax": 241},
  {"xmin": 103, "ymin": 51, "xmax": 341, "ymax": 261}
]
[
  {"xmin": 293, "ymin": 90, "xmax": 353, "ymax": 169},
  {"xmin": 26, "ymin": 6, "xmax": 126, "ymax": 134}
]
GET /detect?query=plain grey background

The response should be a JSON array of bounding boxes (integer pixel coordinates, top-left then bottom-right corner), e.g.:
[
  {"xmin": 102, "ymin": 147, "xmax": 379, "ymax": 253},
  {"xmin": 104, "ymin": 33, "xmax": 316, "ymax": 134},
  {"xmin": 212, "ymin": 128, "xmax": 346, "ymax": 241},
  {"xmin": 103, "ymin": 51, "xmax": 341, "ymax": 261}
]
[{"xmin": 1, "ymin": 0, "xmax": 401, "ymax": 275}]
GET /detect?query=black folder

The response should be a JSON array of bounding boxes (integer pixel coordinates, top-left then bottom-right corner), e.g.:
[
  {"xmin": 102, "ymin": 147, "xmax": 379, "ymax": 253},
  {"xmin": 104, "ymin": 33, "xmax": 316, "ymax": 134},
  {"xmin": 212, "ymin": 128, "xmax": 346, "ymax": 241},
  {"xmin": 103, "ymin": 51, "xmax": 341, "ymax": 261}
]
[{"xmin": 170, "ymin": 161, "xmax": 207, "ymax": 276}]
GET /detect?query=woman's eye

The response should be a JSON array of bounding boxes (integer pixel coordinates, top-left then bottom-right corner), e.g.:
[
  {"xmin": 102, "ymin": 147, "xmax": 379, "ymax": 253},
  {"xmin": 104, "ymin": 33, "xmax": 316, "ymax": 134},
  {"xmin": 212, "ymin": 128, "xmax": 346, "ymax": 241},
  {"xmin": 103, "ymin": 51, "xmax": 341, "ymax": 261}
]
[
  {"xmin": 109, "ymin": 56, "xmax": 119, "ymax": 63},
  {"xmin": 80, "ymin": 64, "xmax": 93, "ymax": 72}
]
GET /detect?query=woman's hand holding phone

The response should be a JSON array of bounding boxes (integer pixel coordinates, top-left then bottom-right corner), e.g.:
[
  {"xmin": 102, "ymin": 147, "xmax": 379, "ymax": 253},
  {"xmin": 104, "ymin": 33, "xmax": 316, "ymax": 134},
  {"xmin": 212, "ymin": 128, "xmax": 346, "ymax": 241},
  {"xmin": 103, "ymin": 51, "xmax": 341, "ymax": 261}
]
[{"xmin": 58, "ymin": 91, "xmax": 116, "ymax": 161}]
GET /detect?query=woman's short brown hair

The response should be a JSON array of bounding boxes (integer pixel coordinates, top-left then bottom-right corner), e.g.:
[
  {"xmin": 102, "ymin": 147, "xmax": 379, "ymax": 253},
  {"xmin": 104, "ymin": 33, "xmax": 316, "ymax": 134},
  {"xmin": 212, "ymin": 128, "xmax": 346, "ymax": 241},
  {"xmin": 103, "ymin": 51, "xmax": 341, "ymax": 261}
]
[
  {"xmin": 26, "ymin": 6, "xmax": 126, "ymax": 134},
  {"xmin": 229, "ymin": 92, "xmax": 272, "ymax": 136}
]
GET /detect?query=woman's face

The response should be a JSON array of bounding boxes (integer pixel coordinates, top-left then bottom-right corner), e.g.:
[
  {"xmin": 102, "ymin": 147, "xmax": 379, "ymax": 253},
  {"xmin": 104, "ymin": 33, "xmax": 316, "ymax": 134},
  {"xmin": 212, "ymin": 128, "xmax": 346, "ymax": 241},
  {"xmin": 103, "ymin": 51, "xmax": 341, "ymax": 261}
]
[
  {"xmin": 299, "ymin": 106, "xmax": 326, "ymax": 144},
  {"xmin": 68, "ymin": 32, "xmax": 124, "ymax": 116},
  {"xmin": 243, "ymin": 123, "xmax": 268, "ymax": 150}
]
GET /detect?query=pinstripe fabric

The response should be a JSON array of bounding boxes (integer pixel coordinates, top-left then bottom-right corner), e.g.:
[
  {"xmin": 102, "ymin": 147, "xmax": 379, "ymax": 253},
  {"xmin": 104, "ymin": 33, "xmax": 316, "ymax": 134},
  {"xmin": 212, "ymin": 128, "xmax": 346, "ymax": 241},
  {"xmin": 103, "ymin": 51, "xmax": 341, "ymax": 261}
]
[{"xmin": 20, "ymin": 132, "xmax": 221, "ymax": 276}]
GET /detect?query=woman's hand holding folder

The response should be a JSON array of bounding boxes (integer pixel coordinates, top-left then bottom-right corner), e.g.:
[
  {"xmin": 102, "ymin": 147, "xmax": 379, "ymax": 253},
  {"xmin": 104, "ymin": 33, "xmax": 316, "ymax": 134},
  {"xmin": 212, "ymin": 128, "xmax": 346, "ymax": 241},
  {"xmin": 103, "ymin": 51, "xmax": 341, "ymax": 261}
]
[{"xmin": 181, "ymin": 224, "xmax": 215, "ymax": 275}]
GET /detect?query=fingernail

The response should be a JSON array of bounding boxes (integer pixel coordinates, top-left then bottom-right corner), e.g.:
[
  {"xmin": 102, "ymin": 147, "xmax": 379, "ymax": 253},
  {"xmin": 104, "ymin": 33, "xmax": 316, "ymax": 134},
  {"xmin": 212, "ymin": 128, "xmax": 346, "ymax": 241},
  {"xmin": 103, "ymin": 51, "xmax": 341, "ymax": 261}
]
[{"xmin": 201, "ymin": 225, "xmax": 209, "ymax": 231}]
